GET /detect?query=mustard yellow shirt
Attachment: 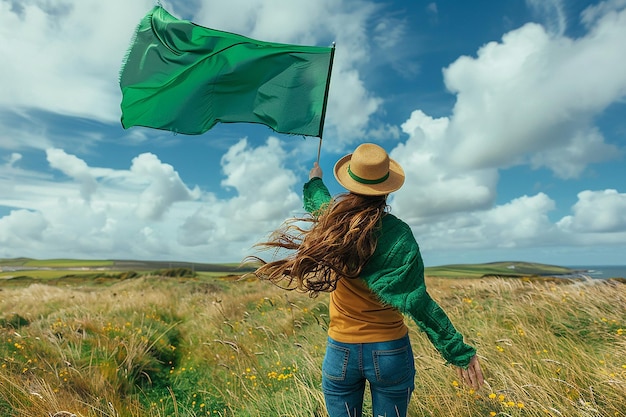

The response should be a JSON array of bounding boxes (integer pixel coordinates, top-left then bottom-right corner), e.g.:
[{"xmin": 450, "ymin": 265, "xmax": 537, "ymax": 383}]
[{"xmin": 329, "ymin": 275, "xmax": 408, "ymax": 343}]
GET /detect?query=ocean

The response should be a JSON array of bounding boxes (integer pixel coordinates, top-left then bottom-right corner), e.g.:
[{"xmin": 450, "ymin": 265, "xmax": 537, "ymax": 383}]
[{"xmin": 565, "ymin": 265, "xmax": 626, "ymax": 279}]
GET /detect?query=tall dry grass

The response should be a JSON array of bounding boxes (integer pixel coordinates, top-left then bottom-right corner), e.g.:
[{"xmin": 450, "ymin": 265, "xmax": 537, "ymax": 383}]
[{"xmin": 1, "ymin": 275, "xmax": 624, "ymax": 416}]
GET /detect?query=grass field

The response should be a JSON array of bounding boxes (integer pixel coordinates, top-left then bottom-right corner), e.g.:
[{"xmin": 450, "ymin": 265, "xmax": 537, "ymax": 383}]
[{"xmin": 0, "ymin": 262, "xmax": 624, "ymax": 416}]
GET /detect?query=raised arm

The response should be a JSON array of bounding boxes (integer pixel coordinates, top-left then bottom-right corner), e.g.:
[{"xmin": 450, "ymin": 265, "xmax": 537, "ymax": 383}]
[{"xmin": 303, "ymin": 162, "xmax": 331, "ymax": 214}]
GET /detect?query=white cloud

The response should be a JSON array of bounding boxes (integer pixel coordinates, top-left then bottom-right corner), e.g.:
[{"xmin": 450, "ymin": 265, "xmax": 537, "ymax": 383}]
[
  {"xmin": 558, "ymin": 189, "xmax": 626, "ymax": 233},
  {"xmin": 412, "ymin": 192, "xmax": 558, "ymax": 252},
  {"xmin": 581, "ymin": 0, "xmax": 626, "ymax": 26},
  {"xmin": 530, "ymin": 128, "xmax": 618, "ymax": 178},
  {"xmin": 0, "ymin": 138, "xmax": 302, "ymax": 262},
  {"xmin": 0, "ymin": 209, "xmax": 48, "ymax": 246},
  {"xmin": 0, "ymin": 0, "xmax": 155, "ymax": 122},
  {"xmin": 130, "ymin": 153, "xmax": 200, "ymax": 221},
  {"xmin": 47, "ymin": 148, "xmax": 98, "ymax": 201},
  {"xmin": 196, "ymin": 0, "xmax": 334, "ymax": 45},
  {"xmin": 7, "ymin": 153, "xmax": 22, "ymax": 166},
  {"xmin": 525, "ymin": 0, "xmax": 566, "ymax": 35},
  {"xmin": 438, "ymin": 6, "xmax": 626, "ymax": 176},
  {"xmin": 174, "ymin": 138, "xmax": 302, "ymax": 259},
  {"xmin": 217, "ymin": 137, "xmax": 301, "ymax": 232},
  {"xmin": 482, "ymin": 193, "xmax": 558, "ymax": 245},
  {"xmin": 325, "ymin": 69, "xmax": 383, "ymax": 145},
  {"xmin": 43, "ymin": 149, "xmax": 201, "ymax": 219},
  {"xmin": 177, "ymin": 199, "xmax": 220, "ymax": 248},
  {"xmin": 221, "ymin": 137, "xmax": 295, "ymax": 199},
  {"xmin": 373, "ymin": 16, "xmax": 407, "ymax": 51},
  {"xmin": 0, "ymin": 110, "xmax": 54, "ymax": 151},
  {"xmin": 390, "ymin": 110, "xmax": 498, "ymax": 222}
]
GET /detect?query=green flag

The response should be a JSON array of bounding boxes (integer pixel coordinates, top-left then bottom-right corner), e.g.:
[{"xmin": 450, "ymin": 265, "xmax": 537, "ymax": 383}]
[{"xmin": 120, "ymin": 6, "xmax": 334, "ymax": 137}]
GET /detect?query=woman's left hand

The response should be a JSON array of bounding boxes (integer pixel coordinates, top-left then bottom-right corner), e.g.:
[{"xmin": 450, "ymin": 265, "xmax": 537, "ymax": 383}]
[{"xmin": 457, "ymin": 354, "xmax": 484, "ymax": 390}]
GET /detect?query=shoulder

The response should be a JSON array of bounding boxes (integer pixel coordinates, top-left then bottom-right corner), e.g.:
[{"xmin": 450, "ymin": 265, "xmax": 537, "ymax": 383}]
[
  {"xmin": 361, "ymin": 213, "xmax": 424, "ymax": 291},
  {"xmin": 381, "ymin": 213, "xmax": 410, "ymax": 230},
  {"xmin": 380, "ymin": 214, "xmax": 416, "ymax": 247},
  {"xmin": 366, "ymin": 213, "xmax": 420, "ymax": 270}
]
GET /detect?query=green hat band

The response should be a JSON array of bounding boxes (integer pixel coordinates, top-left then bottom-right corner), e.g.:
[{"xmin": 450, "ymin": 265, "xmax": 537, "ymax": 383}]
[{"xmin": 347, "ymin": 165, "xmax": 389, "ymax": 184}]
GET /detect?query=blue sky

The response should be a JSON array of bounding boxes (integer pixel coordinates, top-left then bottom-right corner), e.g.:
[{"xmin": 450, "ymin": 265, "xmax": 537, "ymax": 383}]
[{"xmin": 1, "ymin": 0, "xmax": 625, "ymax": 266}]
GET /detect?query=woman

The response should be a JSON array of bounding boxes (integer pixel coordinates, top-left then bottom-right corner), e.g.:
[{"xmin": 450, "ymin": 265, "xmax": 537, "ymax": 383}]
[{"xmin": 252, "ymin": 143, "xmax": 483, "ymax": 417}]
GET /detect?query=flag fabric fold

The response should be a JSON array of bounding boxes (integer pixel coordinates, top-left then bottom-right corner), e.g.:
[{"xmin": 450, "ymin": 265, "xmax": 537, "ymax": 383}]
[{"xmin": 120, "ymin": 6, "xmax": 334, "ymax": 137}]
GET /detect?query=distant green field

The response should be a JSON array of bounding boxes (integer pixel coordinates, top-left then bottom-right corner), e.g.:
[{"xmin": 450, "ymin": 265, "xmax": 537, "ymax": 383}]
[
  {"xmin": 425, "ymin": 261, "xmax": 575, "ymax": 278},
  {"xmin": 0, "ymin": 258, "xmax": 114, "ymax": 268},
  {"xmin": 0, "ymin": 270, "xmax": 112, "ymax": 280},
  {"xmin": 0, "ymin": 258, "xmax": 579, "ymax": 284},
  {"xmin": 0, "ymin": 258, "xmax": 258, "ymax": 287}
]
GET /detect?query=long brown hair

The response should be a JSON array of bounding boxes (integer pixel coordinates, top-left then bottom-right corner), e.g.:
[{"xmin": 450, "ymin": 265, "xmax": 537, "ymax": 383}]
[{"xmin": 248, "ymin": 193, "xmax": 388, "ymax": 297}]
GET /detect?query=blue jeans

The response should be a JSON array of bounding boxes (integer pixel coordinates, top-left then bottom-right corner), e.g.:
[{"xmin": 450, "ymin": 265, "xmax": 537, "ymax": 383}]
[{"xmin": 322, "ymin": 334, "xmax": 415, "ymax": 417}]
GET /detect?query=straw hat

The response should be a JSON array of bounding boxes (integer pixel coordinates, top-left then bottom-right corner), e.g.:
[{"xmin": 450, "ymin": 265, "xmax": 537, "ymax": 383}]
[{"xmin": 333, "ymin": 143, "xmax": 405, "ymax": 196}]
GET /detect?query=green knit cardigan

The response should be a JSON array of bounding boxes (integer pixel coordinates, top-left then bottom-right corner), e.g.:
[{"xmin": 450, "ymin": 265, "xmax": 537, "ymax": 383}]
[{"xmin": 303, "ymin": 177, "xmax": 476, "ymax": 368}]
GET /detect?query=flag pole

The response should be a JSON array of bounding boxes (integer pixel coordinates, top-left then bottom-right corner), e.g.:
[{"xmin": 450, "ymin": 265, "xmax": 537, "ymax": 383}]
[
  {"xmin": 316, "ymin": 138, "xmax": 323, "ymax": 164},
  {"xmin": 316, "ymin": 42, "xmax": 335, "ymax": 164}
]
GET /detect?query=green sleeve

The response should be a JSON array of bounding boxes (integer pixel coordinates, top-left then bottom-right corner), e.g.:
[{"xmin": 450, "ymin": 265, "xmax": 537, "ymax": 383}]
[
  {"xmin": 303, "ymin": 177, "xmax": 332, "ymax": 214},
  {"xmin": 362, "ymin": 220, "xmax": 476, "ymax": 368}
]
